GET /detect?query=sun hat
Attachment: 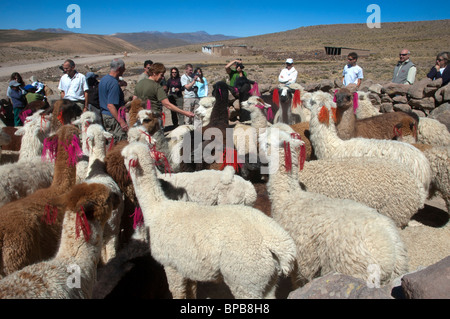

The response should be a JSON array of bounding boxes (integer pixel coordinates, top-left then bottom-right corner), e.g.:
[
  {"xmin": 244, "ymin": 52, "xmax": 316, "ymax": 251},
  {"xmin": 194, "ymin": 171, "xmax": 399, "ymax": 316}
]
[
  {"xmin": 286, "ymin": 58, "xmax": 294, "ymax": 64},
  {"xmin": 9, "ymin": 80, "xmax": 21, "ymax": 87}
]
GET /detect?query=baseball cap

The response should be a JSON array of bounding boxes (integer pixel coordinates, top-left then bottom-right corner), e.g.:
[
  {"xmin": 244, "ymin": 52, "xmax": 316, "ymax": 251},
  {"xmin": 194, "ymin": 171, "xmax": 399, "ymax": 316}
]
[
  {"xmin": 24, "ymin": 84, "xmax": 36, "ymax": 92},
  {"xmin": 86, "ymin": 72, "xmax": 98, "ymax": 80},
  {"xmin": 286, "ymin": 58, "xmax": 294, "ymax": 64},
  {"xmin": 9, "ymin": 80, "xmax": 21, "ymax": 87}
]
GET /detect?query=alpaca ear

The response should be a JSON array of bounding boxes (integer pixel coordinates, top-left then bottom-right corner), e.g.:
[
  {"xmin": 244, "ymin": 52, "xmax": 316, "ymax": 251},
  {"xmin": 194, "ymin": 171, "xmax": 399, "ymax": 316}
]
[
  {"xmin": 103, "ymin": 131, "xmax": 113, "ymax": 141},
  {"xmin": 14, "ymin": 127, "xmax": 25, "ymax": 136}
]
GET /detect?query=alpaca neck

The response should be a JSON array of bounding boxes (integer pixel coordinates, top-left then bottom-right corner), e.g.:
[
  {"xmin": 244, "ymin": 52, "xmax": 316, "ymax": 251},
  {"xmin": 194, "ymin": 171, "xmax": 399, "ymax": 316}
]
[
  {"xmin": 267, "ymin": 148, "xmax": 303, "ymax": 201},
  {"xmin": 131, "ymin": 158, "xmax": 166, "ymax": 205},
  {"xmin": 52, "ymin": 146, "xmax": 76, "ymax": 191},
  {"xmin": 18, "ymin": 130, "xmax": 46, "ymax": 162},
  {"xmin": 251, "ymin": 109, "xmax": 269, "ymax": 131},
  {"xmin": 309, "ymin": 108, "xmax": 342, "ymax": 158},
  {"xmin": 55, "ymin": 213, "xmax": 103, "ymax": 296},
  {"xmin": 87, "ymin": 142, "xmax": 106, "ymax": 176},
  {"xmin": 335, "ymin": 107, "xmax": 357, "ymax": 140}
]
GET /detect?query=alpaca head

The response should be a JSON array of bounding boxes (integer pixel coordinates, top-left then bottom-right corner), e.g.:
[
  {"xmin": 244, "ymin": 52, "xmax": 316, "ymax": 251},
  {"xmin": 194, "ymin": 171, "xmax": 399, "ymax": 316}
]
[
  {"xmin": 212, "ymin": 81, "xmax": 230, "ymax": 104},
  {"xmin": 135, "ymin": 110, "xmax": 162, "ymax": 136},
  {"xmin": 72, "ymin": 111, "xmax": 99, "ymax": 132},
  {"xmin": 15, "ymin": 110, "xmax": 52, "ymax": 138},
  {"xmin": 333, "ymin": 88, "xmax": 359, "ymax": 114},
  {"xmin": 43, "ymin": 124, "xmax": 81, "ymax": 165},
  {"xmin": 85, "ymin": 124, "xmax": 113, "ymax": 154},
  {"xmin": 49, "ymin": 182, "xmax": 120, "ymax": 241},
  {"xmin": 195, "ymin": 97, "xmax": 216, "ymax": 120},
  {"xmin": 49, "ymin": 99, "xmax": 83, "ymax": 132},
  {"xmin": 122, "ymin": 141, "xmax": 151, "ymax": 176},
  {"xmin": 241, "ymin": 96, "xmax": 273, "ymax": 121}
]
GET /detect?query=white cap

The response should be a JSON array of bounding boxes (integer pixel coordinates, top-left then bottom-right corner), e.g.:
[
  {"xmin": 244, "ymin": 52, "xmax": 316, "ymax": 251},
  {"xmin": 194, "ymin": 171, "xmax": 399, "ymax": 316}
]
[{"xmin": 286, "ymin": 58, "xmax": 294, "ymax": 64}]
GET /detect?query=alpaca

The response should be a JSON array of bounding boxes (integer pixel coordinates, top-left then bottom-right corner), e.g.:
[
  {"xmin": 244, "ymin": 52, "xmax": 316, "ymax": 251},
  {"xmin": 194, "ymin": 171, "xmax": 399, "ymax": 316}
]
[
  {"xmin": 308, "ymin": 91, "xmax": 432, "ymax": 194},
  {"xmin": 0, "ymin": 119, "xmax": 12, "ymax": 161},
  {"xmin": 83, "ymin": 124, "xmax": 125, "ymax": 264},
  {"xmin": 122, "ymin": 141, "xmax": 296, "ymax": 299},
  {"xmin": 0, "ymin": 111, "xmax": 54, "ymax": 207},
  {"xmin": 416, "ymin": 117, "xmax": 450, "ymax": 146},
  {"xmin": 334, "ymin": 88, "xmax": 418, "ymax": 143},
  {"xmin": 0, "ymin": 182, "xmax": 120, "ymax": 299},
  {"xmin": 194, "ymin": 96, "xmax": 217, "ymax": 127},
  {"xmin": 0, "ymin": 125, "xmax": 81, "ymax": 277},
  {"xmin": 272, "ymin": 121, "xmax": 316, "ymax": 161},
  {"xmin": 72, "ymin": 111, "xmax": 100, "ymax": 155},
  {"xmin": 262, "ymin": 128, "xmax": 409, "ymax": 286},
  {"xmin": 272, "ymin": 83, "xmax": 308, "ymax": 124},
  {"xmin": 46, "ymin": 99, "xmax": 83, "ymax": 134},
  {"xmin": 298, "ymin": 157, "xmax": 427, "ymax": 228}
]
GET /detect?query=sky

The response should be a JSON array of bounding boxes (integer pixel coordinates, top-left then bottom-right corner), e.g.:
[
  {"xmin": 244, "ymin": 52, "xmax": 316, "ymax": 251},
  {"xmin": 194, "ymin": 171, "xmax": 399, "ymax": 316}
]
[{"xmin": 0, "ymin": 1, "xmax": 448, "ymax": 38}]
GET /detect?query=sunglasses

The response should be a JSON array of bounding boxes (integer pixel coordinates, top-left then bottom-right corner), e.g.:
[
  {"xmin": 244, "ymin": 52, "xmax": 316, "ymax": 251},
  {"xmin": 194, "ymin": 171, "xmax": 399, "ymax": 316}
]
[
  {"xmin": 437, "ymin": 58, "xmax": 444, "ymax": 62},
  {"xmin": 399, "ymin": 54, "xmax": 408, "ymax": 56}
]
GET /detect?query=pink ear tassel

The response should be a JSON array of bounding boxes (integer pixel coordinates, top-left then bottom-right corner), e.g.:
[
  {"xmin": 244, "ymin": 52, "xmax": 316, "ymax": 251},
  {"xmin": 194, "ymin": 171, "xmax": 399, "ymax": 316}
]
[
  {"xmin": 65, "ymin": 134, "xmax": 83, "ymax": 167},
  {"xmin": 353, "ymin": 93, "xmax": 359, "ymax": 114},
  {"xmin": 249, "ymin": 82, "xmax": 260, "ymax": 96},
  {"xmin": 130, "ymin": 207, "xmax": 144, "ymax": 229},
  {"xmin": 118, "ymin": 106, "xmax": 127, "ymax": 122},
  {"xmin": 19, "ymin": 109, "xmax": 32, "ymax": 123},
  {"xmin": 75, "ymin": 206, "xmax": 92, "ymax": 242},
  {"xmin": 42, "ymin": 136, "xmax": 58, "ymax": 162},
  {"xmin": 333, "ymin": 90, "xmax": 338, "ymax": 103},
  {"xmin": 146, "ymin": 99, "xmax": 152, "ymax": 110}
]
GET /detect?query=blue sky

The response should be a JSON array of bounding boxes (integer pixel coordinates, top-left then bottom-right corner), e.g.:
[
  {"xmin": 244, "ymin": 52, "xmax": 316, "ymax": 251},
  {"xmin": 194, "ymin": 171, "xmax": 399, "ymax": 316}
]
[{"xmin": 0, "ymin": 1, "xmax": 447, "ymax": 38}]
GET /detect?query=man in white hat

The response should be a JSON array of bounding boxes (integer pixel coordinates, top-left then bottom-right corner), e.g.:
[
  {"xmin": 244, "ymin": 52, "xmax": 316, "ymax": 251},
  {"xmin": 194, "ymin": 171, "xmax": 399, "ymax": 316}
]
[{"xmin": 278, "ymin": 58, "xmax": 298, "ymax": 85}]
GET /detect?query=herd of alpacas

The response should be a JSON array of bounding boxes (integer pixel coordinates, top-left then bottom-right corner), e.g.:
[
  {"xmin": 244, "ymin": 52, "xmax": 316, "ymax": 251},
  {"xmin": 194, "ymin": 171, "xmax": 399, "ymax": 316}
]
[{"xmin": 0, "ymin": 80, "xmax": 449, "ymax": 299}]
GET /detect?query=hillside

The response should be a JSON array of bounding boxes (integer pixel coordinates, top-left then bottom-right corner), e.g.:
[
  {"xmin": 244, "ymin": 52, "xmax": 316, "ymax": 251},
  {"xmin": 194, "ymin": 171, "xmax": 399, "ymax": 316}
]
[
  {"xmin": 0, "ymin": 29, "xmax": 140, "ymax": 64},
  {"xmin": 111, "ymin": 31, "xmax": 238, "ymax": 50}
]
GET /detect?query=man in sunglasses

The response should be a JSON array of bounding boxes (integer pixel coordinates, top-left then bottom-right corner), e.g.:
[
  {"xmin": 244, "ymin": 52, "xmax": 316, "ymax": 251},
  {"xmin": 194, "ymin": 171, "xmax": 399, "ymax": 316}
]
[
  {"xmin": 392, "ymin": 49, "xmax": 416, "ymax": 85},
  {"xmin": 342, "ymin": 52, "xmax": 363, "ymax": 89}
]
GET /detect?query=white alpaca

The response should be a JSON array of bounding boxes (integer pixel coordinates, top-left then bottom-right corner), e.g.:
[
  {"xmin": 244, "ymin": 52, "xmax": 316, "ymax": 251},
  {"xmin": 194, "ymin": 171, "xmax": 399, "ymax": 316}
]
[
  {"xmin": 298, "ymin": 157, "xmax": 426, "ymax": 228},
  {"xmin": 0, "ymin": 111, "xmax": 54, "ymax": 207},
  {"xmin": 83, "ymin": 124, "xmax": 124, "ymax": 264},
  {"xmin": 0, "ymin": 183, "xmax": 118, "ymax": 299},
  {"xmin": 273, "ymin": 83, "xmax": 310, "ymax": 124},
  {"xmin": 261, "ymin": 128, "xmax": 409, "ymax": 286},
  {"xmin": 194, "ymin": 96, "xmax": 216, "ymax": 127},
  {"xmin": 308, "ymin": 91, "xmax": 432, "ymax": 194},
  {"xmin": 72, "ymin": 111, "xmax": 99, "ymax": 183},
  {"xmin": 0, "ymin": 119, "xmax": 12, "ymax": 162},
  {"xmin": 416, "ymin": 117, "xmax": 450, "ymax": 146},
  {"xmin": 122, "ymin": 141, "xmax": 296, "ymax": 299}
]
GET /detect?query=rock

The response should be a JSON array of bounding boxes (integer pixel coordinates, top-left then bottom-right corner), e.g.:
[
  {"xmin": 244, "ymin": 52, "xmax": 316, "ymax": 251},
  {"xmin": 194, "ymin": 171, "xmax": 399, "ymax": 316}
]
[
  {"xmin": 318, "ymin": 79, "xmax": 334, "ymax": 92},
  {"xmin": 424, "ymin": 86, "xmax": 439, "ymax": 97},
  {"xmin": 401, "ymin": 256, "xmax": 450, "ymax": 299},
  {"xmin": 368, "ymin": 84, "xmax": 383, "ymax": 94},
  {"xmin": 427, "ymin": 78, "xmax": 443, "ymax": 88},
  {"xmin": 334, "ymin": 78, "xmax": 344, "ymax": 89},
  {"xmin": 409, "ymin": 97, "xmax": 436, "ymax": 110},
  {"xmin": 288, "ymin": 273, "xmax": 393, "ymax": 299},
  {"xmin": 304, "ymin": 82, "xmax": 320, "ymax": 92},
  {"xmin": 435, "ymin": 83, "xmax": 450, "ymax": 104},
  {"xmin": 408, "ymin": 78, "xmax": 432, "ymax": 99},
  {"xmin": 429, "ymin": 102, "xmax": 450, "ymax": 131},
  {"xmin": 412, "ymin": 109, "xmax": 426, "ymax": 117},
  {"xmin": 368, "ymin": 93, "xmax": 381, "ymax": 106},
  {"xmin": 381, "ymin": 94, "xmax": 393, "ymax": 103},
  {"xmin": 382, "ymin": 83, "xmax": 410, "ymax": 96},
  {"xmin": 380, "ymin": 103, "xmax": 394, "ymax": 113},
  {"xmin": 393, "ymin": 95, "xmax": 408, "ymax": 104},
  {"xmin": 394, "ymin": 103, "xmax": 412, "ymax": 113}
]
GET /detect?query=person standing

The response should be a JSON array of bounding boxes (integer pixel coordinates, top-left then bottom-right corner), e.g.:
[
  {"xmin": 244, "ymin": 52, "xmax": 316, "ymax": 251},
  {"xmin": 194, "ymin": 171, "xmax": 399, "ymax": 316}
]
[
  {"xmin": 137, "ymin": 60, "xmax": 153, "ymax": 82},
  {"xmin": 194, "ymin": 67, "xmax": 208, "ymax": 98},
  {"xmin": 342, "ymin": 52, "xmax": 363, "ymax": 89},
  {"xmin": 133, "ymin": 62, "xmax": 194, "ymax": 124},
  {"xmin": 181, "ymin": 64, "xmax": 200, "ymax": 125},
  {"xmin": 98, "ymin": 58, "xmax": 128, "ymax": 142},
  {"xmin": 8, "ymin": 80, "xmax": 26, "ymax": 126},
  {"xmin": 225, "ymin": 59, "xmax": 247, "ymax": 87},
  {"xmin": 427, "ymin": 52, "xmax": 450, "ymax": 86},
  {"xmin": 166, "ymin": 67, "xmax": 184, "ymax": 126},
  {"xmin": 58, "ymin": 59, "xmax": 89, "ymax": 112},
  {"xmin": 278, "ymin": 58, "xmax": 298, "ymax": 85},
  {"xmin": 392, "ymin": 49, "xmax": 417, "ymax": 85}
]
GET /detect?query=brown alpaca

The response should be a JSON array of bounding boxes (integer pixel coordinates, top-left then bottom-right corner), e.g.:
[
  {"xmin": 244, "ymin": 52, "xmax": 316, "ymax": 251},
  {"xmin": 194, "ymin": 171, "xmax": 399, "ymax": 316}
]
[
  {"xmin": 334, "ymin": 88, "xmax": 418, "ymax": 142},
  {"xmin": 128, "ymin": 98, "xmax": 146, "ymax": 127},
  {"xmin": 289, "ymin": 122, "xmax": 316, "ymax": 161},
  {"xmin": 46, "ymin": 99, "xmax": 83, "ymax": 134},
  {"xmin": 0, "ymin": 124, "xmax": 80, "ymax": 278},
  {"xmin": 0, "ymin": 182, "xmax": 120, "ymax": 299}
]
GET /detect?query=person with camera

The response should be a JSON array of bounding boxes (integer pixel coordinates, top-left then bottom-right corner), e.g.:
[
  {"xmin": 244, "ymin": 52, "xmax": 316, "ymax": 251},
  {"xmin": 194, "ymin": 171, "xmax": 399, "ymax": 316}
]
[
  {"xmin": 225, "ymin": 59, "xmax": 247, "ymax": 88},
  {"xmin": 181, "ymin": 63, "xmax": 200, "ymax": 126},
  {"xmin": 194, "ymin": 67, "xmax": 208, "ymax": 98}
]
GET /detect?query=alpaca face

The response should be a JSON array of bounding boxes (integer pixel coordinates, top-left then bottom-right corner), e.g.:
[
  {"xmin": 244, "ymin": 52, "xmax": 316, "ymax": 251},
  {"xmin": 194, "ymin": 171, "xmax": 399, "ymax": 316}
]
[{"xmin": 334, "ymin": 88, "xmax": 353, "ymax": 111}]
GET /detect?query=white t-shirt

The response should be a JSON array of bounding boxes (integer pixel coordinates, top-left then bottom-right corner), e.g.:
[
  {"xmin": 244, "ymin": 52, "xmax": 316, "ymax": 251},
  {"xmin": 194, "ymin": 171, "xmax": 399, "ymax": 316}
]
[
  {"xmin": 278, "ymin": 67, "xmax": 298, "ymax": 85},
  {"xmin": 343, "ymin": 64, "xmax": 363, "ymax": 86},
  {"xmin": 58, "ymin": 72, "xmax": 89, "ymax": 101},
  {"xmin": 181, "ymin": 74, "xmax": 197, "ymax": 99}
]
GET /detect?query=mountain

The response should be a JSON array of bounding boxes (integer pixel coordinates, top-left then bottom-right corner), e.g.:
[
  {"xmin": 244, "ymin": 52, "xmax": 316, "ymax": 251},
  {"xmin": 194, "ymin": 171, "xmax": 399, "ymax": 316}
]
[
  {"xmin": 111, "ymin": 31, "xmax": 238, "ymax": 50},
  {"xmin": 32, "ymin": 28, "xmax": 75, "ymax": 34}
]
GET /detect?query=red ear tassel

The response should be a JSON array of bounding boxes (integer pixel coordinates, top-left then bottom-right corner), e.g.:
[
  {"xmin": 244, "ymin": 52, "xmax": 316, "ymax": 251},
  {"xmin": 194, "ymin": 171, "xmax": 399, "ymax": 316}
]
[
  {"xmin": 331, "ymin": 107, "xmax": 337, "ymax": 123},
  {"xmin": 292, "ymin": 90, "xmax": 301, "ymax": 109},
  {"xmin": 42, "ymin": 203, "xmax": 58, "ymax": 225},
  {"xmin": 299, "ymin": 144, "xmax": 306, "ymax": 171},
  {"xmin": 393, "ymin": 126, "xmax": 402, "ymax": 138},
  {"xmin": 107, "ymin": 136, "xmax": 115, "ymax": 152},
  {"xmin": 76, "ymin": 206, "xmax": 91, "ymax": 242},
  {"xmin": 272, "ymin": 89, "xmax": 280, "ymax": 107},
  {"xmin": 220, "ymin": 148, "xmax": 242, "ymax": 172},
  {"xmin": 130, "ymin": 206, "xmax": 144, "ymax": 229},
  {"xmin": 58, "ymin": 111, "xmax": 64, "ymax": 125},
  {"xmin": 284, "ymin": 141, "xmax": 292, "ymax": 172},
  {"xmin": 150, "ymin": 145, "xmax": 172, "ymax": 175},
  {"xmin": 161, "ymin": 113, "xmax": 166, "ymax": 127}
]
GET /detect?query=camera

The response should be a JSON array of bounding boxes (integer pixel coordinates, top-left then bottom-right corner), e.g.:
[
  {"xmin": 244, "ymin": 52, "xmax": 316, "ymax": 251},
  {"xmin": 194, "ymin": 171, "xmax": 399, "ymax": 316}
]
[{"xmin": 195, "ymin": 73, "xmax": 200, "ymax": 77}]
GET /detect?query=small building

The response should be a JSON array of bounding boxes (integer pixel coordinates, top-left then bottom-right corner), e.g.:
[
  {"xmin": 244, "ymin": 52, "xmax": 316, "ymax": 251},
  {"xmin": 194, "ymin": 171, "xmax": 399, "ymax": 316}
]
[
  {"xmin": 324, "ymin": 46, "xmax": 370, "ymax": 57},
  {"xmin": 202, "ymin": 45, "xmax": 249, "ymax": 56}
]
